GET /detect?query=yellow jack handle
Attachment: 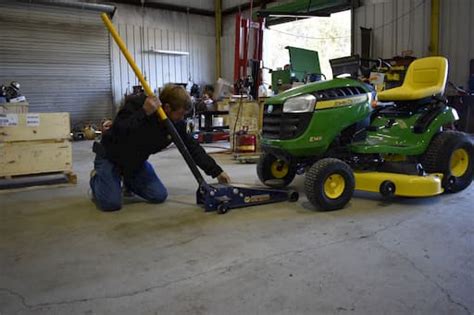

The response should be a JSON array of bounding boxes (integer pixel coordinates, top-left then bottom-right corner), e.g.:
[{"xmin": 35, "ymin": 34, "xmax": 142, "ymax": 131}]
[{"xmin": 101, "ymin": 13, "xmax": 167, "ymax": 121}]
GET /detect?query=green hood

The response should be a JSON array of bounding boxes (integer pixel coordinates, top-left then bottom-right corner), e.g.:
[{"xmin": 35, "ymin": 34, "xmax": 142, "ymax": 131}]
[{"xmin": 266, "ymin": 78, "xmax": 371, "ymax": 104}]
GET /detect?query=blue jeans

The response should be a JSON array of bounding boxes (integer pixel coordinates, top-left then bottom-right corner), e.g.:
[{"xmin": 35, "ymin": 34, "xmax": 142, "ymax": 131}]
[{"xmin": 90, "ymin": 157, "xmax": 168, "ymax": 211}]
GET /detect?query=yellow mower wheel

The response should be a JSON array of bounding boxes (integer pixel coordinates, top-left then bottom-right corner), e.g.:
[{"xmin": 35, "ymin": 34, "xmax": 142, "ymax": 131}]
[
  {"xmin": 257, "ymin": 153, "xmax": 296, "ymax": 188},
  {"xmin": 450, "ymin": 148, "xmax": 469, "ymax": 177},
  {"xmin": 271, "ymin": 160, "xmax": 289, "ymax": 179},
  {"xmin": 323, "ymin": 174, "xmax": 346, "ymax": 199},
  {"xmin": 304, "ymin": 158, "xmax": 355, "ymax": 211}
]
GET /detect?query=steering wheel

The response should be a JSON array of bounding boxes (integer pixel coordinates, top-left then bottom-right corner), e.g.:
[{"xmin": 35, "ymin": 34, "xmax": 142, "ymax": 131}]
[{"xmin": 359, "ymin": 58, "xmax": 391, "ymax": 80}]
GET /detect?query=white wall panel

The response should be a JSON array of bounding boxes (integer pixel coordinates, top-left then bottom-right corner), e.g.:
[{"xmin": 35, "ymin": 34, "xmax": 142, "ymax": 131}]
[
  {"xmin": 221, "ymin": 11, "xmax": 238, "ymax": 82},
  {"xmin": 110, "ymin": 4, "xmax": 216, "ymax": 107}
]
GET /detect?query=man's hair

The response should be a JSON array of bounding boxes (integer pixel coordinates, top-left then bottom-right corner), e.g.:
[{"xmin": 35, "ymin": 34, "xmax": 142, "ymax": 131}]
[{"xmin": 159, "ymin": 84, "xmax": 192, "ymax": 111}]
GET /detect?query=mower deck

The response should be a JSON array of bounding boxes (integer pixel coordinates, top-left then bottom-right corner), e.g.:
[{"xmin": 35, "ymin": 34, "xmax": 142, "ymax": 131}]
[{"xmin": 354, "ymin": 171, "xmax": 444, "ymax": 197}]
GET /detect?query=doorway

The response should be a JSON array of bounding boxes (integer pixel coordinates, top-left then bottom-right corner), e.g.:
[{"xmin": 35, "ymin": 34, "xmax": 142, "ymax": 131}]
[{"xmin": 262, "ymin": 10, "xmax": 351, "ymax": 87}]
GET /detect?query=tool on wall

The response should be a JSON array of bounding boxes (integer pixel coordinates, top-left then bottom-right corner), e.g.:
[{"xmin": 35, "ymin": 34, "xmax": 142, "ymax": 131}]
[{"xmin": 101, "ymin": 13, "xmax": 298, "ymax": 214}]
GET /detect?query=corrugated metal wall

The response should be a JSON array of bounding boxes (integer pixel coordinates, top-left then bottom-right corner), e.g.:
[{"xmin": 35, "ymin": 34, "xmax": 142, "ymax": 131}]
[
  {"xmin": 439, "ymin": 0, "xmax": 474, "ymax": 88},
  {"xmin": 0, "ymin": 2, "xmax": 113, "ymax": 125},
  {"xmin": 354, "ymin": 0, "xmax": 474, "ymax": 88},
  {"xmin": 222, "ymin": 11, "xmax": 239, "ymax": 82},
  {"xmin": 353, "ymin": 0, "xmax": 431, "ymax": 59},
  {"xmin": 110, "ymin": 4, "xmax": 216, "ymax": 107}
]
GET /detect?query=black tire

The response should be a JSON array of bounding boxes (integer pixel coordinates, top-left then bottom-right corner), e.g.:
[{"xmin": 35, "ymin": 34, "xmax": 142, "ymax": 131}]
[
  {"xmin": 217, "ymin": 203, "xmax": 229, "ymax": 214},
  {"xmin": 421, "ymin": 131, "xmax": 474, "ymax": 193},
  {"xmin": 304, "ymin": 158, "xmax": 355, "ymax": 211},
  {"xmin": 380, "ymin": 180, "xmax": 396, "ymax": 198},
  {"xmin": 288, "ymin": 190, "xmax": 299, "ymax": 202},
  {"xmin": 257, "ymin": 153, "xmax": 296, "ymax": 188}
]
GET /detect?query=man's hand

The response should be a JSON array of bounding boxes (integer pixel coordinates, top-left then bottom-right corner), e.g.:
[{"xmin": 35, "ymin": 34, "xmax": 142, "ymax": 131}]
[
  {"xmin": 217, "ymin": 171, "xmax": 231, "ymax": 184},
  {"xmin": 102, "ymin": 119, "xmax": 113, "ymax": 132},
  {"xmin": 143, "ymin": 96, "xmax": 162, "ymax": 116}
]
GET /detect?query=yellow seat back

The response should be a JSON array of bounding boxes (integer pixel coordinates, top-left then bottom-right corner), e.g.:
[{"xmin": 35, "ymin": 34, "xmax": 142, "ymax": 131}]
[
  {"xmin": 378, "ymin": 56, "xmax": 448, "ymax": 101},
  {"xmin": 405, "ymin": 56, "xmax": 448, "ymax": 94}
]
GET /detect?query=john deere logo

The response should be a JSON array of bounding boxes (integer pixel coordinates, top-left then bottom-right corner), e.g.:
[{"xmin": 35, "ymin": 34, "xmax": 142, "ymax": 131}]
[
  {"xmin": 309, "ymin": 136, "xmax": 322, "ymax": 142},
  {"xmin": 334, "ymin": 99, "xmax": 353, "ymax": 106},
  {"xmin": 267, "ymin": 105, "xmax": 273, "ymax": 113}
]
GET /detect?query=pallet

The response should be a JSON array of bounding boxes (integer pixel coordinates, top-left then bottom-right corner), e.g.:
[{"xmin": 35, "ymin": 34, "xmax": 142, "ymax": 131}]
[{"xmin": 0, "ymin": 171, "xmax": 77, "ymax": 192}]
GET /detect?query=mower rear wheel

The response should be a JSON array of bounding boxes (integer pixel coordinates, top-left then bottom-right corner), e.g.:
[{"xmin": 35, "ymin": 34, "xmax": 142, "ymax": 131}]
[
  {"xmin": 421, "ymin": 131, "xmax": 474, "ymax": 193},
  {"xmin": 304, "ymin": 158, "xmax": 355, "ymax": 211},
  {"xmin": 257, "ymin": 153, "xmax": 296, "ymax": 188}
]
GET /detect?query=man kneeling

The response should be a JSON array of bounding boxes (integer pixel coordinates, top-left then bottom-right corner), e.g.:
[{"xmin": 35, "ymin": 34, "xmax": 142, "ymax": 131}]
[{"xmin": 90, "ymin": 84, "xmax": 230, "ymax": 211}]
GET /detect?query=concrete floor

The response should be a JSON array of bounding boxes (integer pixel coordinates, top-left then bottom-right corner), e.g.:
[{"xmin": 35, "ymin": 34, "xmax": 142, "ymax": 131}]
[{"xmin": 0, "ymin": 140, "xmax": 473, "ymax": 315}]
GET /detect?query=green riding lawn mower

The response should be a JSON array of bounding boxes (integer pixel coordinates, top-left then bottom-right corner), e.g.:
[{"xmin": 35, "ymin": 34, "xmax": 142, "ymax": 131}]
[{"xmin": 257, "ymin": 55, "xmax": 474, "ymax": 211}]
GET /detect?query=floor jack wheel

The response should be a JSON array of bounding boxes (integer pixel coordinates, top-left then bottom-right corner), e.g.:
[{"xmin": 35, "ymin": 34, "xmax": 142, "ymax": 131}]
[
  {"xmin": 288, "ymin": 190, "xmax": 299, "ymax": 202},
  {"xmin": 217, "ymin": 203, "xmax": 230, "ymax": 214}
]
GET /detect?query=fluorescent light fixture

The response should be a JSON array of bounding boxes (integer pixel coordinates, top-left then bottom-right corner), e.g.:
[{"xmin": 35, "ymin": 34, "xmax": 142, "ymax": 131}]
[{"xmin": 148, "ymin": 48, "xmax": 189, "ymax": 56}]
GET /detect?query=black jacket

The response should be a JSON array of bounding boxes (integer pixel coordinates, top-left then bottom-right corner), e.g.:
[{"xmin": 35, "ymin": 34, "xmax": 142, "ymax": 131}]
[{"xmin": 101, "ymin": 95, "xmax": 223, "ymax": 178}]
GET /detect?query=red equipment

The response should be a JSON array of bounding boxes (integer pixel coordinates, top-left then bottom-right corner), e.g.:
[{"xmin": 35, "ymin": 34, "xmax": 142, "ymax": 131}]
[
  {"xmin": 236, "ymin": 134, "xmax": 257, "ymax": 153},
  {"xmin": 233, "ymin": 13, "xmax": 264, "ymax": 98}
]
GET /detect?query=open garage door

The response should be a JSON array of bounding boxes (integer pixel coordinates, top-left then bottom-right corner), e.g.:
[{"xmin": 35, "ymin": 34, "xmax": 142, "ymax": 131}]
[{"xmin": 263, "ymin": 10, "xmax": 351, "ymax": 88}]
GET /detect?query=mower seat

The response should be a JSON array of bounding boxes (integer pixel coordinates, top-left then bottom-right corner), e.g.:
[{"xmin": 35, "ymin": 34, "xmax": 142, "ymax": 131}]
[{"xmin": 378, "ymin": 56, "xmax": 448, "ymax": 101}]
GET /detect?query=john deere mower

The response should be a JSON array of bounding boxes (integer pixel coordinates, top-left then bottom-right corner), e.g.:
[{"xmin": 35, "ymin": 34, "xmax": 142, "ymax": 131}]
[{"xmin": 257, "ymin": 55, "xmax": 474, "ymax": 210}]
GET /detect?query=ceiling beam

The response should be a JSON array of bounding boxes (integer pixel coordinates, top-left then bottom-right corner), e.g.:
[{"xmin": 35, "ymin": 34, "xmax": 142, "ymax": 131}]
[
  {"xmin": 222, "ymin": 0, "xmax": 276, "ymax": 16},
  {"xmin": 104, "ymin": 0, "xmax": 215, "ymax": 16}
]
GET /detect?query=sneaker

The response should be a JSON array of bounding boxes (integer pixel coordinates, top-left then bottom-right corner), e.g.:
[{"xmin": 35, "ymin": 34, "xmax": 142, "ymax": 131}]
[{"xmin": 122, "ymin": 186, "xmax": 134, "ymax": 198}]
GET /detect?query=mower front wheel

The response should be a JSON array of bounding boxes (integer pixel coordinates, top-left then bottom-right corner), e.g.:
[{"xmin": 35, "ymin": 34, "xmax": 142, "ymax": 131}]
[
  {"xmin": 304, "ymin": 158, "xmax": 355, "ymax": 211},
  {"xmin": 257, "ymin": 153, "xmax": 296, "ymax": 188}
]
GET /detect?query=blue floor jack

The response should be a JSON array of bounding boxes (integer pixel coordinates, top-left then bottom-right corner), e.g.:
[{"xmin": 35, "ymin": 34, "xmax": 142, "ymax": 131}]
[
  {"xmin": 197, "ymin": 183, "xmax": 299, "ymax": 214},
  {"xmin": 102, "ymin": 13, "xmax": 298, "ymax": 214}
]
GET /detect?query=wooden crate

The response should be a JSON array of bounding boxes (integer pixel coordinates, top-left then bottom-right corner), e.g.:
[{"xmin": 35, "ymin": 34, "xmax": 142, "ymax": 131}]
[
  {"xmin": 0, "ymin": 140, "xmax": 72, "ymax": 177},
  {"xmin": 0, "ymin": 101, "xmax": 29, "ymax": 114},
  {"xmin": 228, "ymin": 100, "xmax": 262, "ymax": 133},
  {"xmin": 0, "ymin": 112, "xmax": 70, "ymax": 142}
]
